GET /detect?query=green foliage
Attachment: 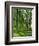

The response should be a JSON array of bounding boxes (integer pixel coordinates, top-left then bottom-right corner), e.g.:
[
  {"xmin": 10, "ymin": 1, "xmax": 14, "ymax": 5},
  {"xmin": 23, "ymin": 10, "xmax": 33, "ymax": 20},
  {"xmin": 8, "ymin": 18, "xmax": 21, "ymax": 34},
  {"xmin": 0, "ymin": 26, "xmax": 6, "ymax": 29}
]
[{"xmin": 12, "ymin": 8, "xmax": 32, "ymax": 37}]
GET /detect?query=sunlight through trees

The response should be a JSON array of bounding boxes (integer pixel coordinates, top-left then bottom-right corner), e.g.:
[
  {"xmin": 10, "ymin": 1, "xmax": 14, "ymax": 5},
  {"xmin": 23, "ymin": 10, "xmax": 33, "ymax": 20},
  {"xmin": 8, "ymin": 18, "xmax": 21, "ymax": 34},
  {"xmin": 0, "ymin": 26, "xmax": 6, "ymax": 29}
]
[{"xmin": 12, "ymin": 8, "xmax": 32, "ymax": 37}]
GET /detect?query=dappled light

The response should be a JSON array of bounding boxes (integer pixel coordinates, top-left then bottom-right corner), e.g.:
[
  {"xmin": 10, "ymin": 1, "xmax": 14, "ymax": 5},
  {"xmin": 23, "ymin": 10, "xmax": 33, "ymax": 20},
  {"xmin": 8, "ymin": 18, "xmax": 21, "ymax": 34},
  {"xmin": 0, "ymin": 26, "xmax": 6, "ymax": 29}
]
[{"xmin": 12, "ymin": 8, "xmax": 32, "ymax": 37}]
